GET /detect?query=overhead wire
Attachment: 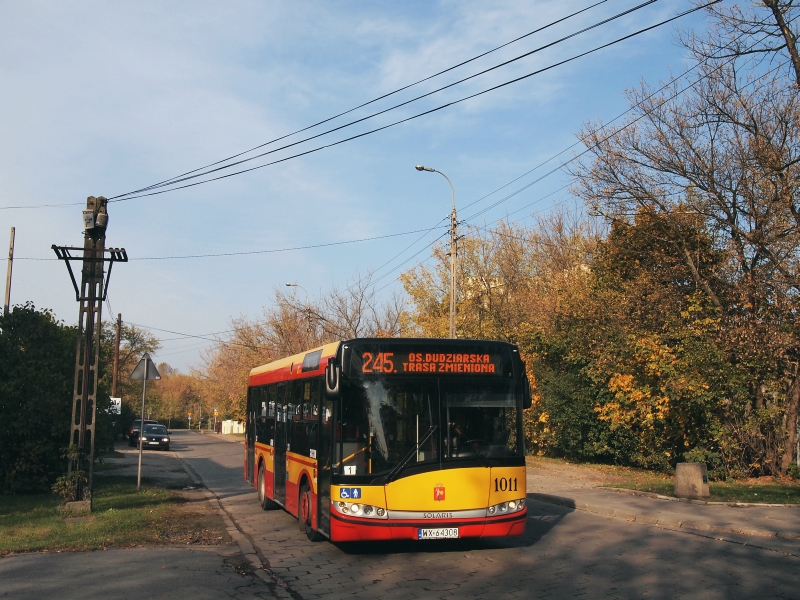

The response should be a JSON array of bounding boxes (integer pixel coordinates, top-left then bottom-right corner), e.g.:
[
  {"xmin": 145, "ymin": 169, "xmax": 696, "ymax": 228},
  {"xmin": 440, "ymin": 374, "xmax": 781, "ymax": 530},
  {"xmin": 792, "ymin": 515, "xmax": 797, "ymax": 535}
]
[
  {"xmin": 108, "ymin": 0, "xmax": 658, "ymax": 201},
  {"xmin": 109, "ymin": 1, "xmax": 610, "ymax": 200},
  {"xmin": 0, "ymin": 2, "xmax": 612, "ymax": 212},
  {"xmin": 369, "ymin": 26, "xmax": 778, "ymax": 294},
  {"xmin": 109, "ymin": 2, "xmax": 710, "ymax": 204}
]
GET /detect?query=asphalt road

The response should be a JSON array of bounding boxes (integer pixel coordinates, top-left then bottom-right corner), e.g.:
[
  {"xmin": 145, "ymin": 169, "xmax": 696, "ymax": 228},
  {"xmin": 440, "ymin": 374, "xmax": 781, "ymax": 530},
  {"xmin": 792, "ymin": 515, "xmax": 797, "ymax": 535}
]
[
  {"xmin": 172, "ymin": 431, "xmax": 800, "ymax": 600},
  {"xmin": 0, "ymin": 546, "xmax": 273, "ymax": 600},
  {"xmin": 0, "ymin": 434, "xmax": 284, "ymax": 600}
]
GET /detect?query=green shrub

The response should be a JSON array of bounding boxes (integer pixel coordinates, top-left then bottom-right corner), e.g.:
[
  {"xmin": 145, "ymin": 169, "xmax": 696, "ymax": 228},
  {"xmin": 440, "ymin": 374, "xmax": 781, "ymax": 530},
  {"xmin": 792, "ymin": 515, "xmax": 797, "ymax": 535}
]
[{"xmin": 0, "ymin": 304, "xmax": 76, "ymax": 493}]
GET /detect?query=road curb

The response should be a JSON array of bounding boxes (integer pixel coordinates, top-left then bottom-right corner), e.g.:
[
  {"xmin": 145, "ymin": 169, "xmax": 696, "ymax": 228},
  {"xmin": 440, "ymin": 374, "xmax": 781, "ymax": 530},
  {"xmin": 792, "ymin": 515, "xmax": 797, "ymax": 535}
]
[
  {"xmin": 174, "ymin": 449, "xmax": 298, "ymax": 600},
  {"xmin": 195, "ymin": 431, "xmax": 244, "ymax": 444},
  {"xmin": 528, "ymin": 493, "xmax": 800, "ymax": 540},
  {"xmin": 602, "ymin": 486, "xmax": 800, "ymax": 508}
]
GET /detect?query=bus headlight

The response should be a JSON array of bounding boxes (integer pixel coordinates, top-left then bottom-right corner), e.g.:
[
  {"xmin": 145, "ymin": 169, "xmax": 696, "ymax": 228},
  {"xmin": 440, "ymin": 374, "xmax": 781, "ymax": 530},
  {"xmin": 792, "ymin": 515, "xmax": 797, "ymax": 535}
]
[
  {"xmin": 487, "ymin": 499, "xmax": 526, "ymax": 517},
  {"xmin": 332, "ymin": 501, "xmax": 388, "ymax": 519}
]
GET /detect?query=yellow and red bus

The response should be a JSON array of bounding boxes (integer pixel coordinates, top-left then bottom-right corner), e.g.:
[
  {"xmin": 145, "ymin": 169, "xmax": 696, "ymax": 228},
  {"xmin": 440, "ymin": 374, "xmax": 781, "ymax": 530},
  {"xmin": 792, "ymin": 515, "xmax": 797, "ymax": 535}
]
[{"xmin": 245, "ymin": 338, "xmax": 531, "ymax": 542}]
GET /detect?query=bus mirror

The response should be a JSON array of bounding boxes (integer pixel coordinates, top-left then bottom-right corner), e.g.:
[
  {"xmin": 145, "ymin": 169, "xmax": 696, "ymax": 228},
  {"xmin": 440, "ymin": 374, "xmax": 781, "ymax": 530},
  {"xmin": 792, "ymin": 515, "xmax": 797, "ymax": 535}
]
[
  {"xmin": 523, "ymin": 378, "xmax": 532, "ymax": 410},
  {"xmin": 325, "ymin": 361, "xmax": 340, "ymax": 398}
]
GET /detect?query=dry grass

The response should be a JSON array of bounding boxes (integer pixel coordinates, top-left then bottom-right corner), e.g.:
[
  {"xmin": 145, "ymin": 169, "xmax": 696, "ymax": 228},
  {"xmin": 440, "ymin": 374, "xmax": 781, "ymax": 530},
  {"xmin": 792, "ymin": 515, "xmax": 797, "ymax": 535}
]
[{"xmin": 0, "ymin": 476, "xmax": 232, "ymax": 555}]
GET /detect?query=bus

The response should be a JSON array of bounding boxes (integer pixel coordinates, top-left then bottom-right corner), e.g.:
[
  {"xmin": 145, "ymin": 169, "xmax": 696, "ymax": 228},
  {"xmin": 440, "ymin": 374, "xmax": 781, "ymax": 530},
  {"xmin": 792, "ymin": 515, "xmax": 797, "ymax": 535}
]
[{"xmin": 244, "ymin": 337, "xmax": 532, "ymax": 542}]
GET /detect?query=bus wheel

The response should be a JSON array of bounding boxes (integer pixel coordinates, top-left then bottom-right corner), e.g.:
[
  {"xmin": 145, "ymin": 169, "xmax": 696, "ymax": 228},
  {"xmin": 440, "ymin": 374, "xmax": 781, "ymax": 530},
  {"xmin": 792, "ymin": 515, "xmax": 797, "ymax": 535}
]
[
  {"xmin": 258, "ymin": 464, "xmax": 279, "ymax": 511},
  {"xmin": 299, "ymin": 481, "xmax": 324, "ymax": 541}
]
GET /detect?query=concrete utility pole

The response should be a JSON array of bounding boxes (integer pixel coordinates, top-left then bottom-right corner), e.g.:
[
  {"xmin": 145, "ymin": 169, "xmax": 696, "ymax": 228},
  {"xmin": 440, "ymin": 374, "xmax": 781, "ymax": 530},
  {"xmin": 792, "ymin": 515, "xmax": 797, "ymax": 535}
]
[
  {"xmin": 4, "ymin": 227, "xmax": 14, "ymax": 317},
  {"xmin": 112, "ymin": 314, "xmax": 122, "ymax": 398},
  {"xmin": 52, "ymin": 197, "xmax": 127, "ymax": 507},
  {"xmin": 416, "ymin": 165, "xmax": 458, "ymax": 338}
]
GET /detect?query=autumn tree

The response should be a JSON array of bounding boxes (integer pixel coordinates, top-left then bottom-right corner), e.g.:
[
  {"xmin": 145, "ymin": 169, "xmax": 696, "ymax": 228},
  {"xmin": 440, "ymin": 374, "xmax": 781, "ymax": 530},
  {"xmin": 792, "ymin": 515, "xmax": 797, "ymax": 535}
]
[
  {"xmin": 196, "ymin": 274, "xmax": 404, "ymax": 421},
  {"xmin": 99, "ymin": 322, "xmax": 160, "ymax": 436},
  {"xmin": 572, "ymin": 1, "xmax": 800, "ymax": 474}
]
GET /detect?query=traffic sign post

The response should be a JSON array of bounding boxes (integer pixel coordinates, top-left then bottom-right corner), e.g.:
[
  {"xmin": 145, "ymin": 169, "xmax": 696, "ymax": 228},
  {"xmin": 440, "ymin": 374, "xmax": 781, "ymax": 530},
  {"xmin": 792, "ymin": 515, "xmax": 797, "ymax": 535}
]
[{"xmin": 130, "ymin": 353, "xmax": 161, "ymax": 491}]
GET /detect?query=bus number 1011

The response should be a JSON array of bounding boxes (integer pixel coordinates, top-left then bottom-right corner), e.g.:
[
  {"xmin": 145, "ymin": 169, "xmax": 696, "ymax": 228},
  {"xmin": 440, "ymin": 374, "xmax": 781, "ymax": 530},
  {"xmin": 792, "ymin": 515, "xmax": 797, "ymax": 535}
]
[{"xmin": 494, "ymin": 477, "xmax": 518, "ymax": 492}]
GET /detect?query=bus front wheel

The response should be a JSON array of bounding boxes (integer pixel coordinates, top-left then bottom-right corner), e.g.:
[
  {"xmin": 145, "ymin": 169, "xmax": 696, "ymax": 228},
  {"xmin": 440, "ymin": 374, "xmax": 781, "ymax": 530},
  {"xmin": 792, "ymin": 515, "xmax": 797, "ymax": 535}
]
[
  {"xmin": 258, "ymin": 464, "xmax": 279, "ymax": 511},
  {"xmin": 299, "ymin": 481, "xmax": 324, "ymax": 541}
]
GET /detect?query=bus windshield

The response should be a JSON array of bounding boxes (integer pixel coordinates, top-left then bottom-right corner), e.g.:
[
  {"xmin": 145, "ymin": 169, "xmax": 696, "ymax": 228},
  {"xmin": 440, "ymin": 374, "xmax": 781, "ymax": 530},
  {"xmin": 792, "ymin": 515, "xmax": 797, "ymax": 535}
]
[{"xmin": 336, "ymin": 375, "xmax": 521, "ymax": 478}]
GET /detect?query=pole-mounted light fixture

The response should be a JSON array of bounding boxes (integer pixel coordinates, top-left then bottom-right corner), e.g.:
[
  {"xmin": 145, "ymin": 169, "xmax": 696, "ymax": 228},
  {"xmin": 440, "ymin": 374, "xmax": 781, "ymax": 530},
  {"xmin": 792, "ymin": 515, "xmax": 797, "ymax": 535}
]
[{"xmin": 415, "ymin": 165, "xmax": 457, "ymax": 339}]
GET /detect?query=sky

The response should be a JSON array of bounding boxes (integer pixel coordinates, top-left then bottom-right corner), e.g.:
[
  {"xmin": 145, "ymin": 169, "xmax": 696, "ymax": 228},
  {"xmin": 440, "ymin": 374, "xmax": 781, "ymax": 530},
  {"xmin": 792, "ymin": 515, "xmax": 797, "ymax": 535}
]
[{"xmin": 0, "ymin": 0, "xmax": 711, "ymax": 370}]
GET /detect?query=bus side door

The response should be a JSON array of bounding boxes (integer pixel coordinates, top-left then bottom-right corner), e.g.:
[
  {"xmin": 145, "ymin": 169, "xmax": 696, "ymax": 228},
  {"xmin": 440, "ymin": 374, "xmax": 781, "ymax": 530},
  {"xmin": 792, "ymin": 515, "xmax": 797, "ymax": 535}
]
[
  {"xmin": 318, "ymin": 382, "xmax": 333, "ymax": 536},
  {"xmin": 246, "ymin": 387, "xmax": 256, "ymax": 483},
  {"xmin": 274, "ymin": 382, "xmax": 287, "ymax": 506}
]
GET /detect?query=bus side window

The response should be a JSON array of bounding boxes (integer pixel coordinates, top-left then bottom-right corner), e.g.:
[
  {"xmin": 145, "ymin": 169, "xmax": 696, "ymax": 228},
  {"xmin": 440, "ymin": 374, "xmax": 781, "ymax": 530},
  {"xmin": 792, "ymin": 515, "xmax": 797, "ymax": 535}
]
[{"xmin": 267, "ymin": 385, "xmax": 276, "ymax": 418}]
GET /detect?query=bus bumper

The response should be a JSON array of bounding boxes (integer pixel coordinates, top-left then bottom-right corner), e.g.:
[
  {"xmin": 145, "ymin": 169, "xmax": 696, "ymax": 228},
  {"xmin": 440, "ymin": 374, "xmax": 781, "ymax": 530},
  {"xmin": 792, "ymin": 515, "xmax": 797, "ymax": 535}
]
[{"xmin": 330, "ymin": 508, "xmax": 527, "ymax": 542}]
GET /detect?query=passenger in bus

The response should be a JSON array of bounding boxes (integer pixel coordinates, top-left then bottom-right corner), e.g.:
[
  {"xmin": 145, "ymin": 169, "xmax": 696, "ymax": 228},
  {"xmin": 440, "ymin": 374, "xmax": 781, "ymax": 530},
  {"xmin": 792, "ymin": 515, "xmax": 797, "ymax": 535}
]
[{"xmin": 450, "ymin": 413, "xmax": 473, "ymax": 457}]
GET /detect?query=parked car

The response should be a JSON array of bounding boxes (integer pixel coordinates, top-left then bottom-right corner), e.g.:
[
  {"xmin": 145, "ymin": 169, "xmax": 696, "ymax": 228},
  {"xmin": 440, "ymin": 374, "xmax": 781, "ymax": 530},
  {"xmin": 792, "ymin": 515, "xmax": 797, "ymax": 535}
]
[
  {"xmin": 139, "ymin": 424, "xmax": 171, "ymax": 451},
  {"xmin": 128, "ymin": 419, "xmax": 159, "ymax": 447}
]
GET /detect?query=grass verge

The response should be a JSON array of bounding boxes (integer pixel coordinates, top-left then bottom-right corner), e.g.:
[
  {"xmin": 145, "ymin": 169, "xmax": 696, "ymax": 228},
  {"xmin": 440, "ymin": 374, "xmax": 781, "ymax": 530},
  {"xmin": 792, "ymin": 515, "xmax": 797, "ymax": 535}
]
[
  {"xmin": 0, "ymin": 476, "xmax": 231, "ymax": 555},
  {"xmin": 526, "ymin": 456, "xmax": 800, "ymax": 503},
  {"xmin": 608, "ymin": 479, "xmax": 800, "ymax": 504}
]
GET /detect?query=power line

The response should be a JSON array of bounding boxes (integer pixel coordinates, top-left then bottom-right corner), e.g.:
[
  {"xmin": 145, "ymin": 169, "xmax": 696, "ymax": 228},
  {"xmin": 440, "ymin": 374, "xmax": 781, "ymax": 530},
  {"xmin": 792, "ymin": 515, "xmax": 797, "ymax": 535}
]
[
  {"xmin": 371, "ymin": 36, "xmax": 777, "ymax": 294},
  {"xmin": 110, "ymin": 0, "xmax": 700, "ymax": 204},
  {"xmin": 0, "ymin": 2, "xmax": 609, "ymax": 212},
  {"xmin": 109, "ymin": 0, "xmax": 657, "ymax": 201},
  {"xmin": 16, "ymin": 227, "xmax": 446, "ymax": 261},
  {"xmin": 109, "ymin": 1, "xmax": 610, "ymax": 200}
]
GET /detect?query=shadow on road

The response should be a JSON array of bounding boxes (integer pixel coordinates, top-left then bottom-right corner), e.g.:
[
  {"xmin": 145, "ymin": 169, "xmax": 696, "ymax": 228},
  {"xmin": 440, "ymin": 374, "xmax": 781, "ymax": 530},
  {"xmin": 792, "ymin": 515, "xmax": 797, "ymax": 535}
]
[{"xmin": 335, "ymin": 495, "xmax": 573, "ymax": 555}]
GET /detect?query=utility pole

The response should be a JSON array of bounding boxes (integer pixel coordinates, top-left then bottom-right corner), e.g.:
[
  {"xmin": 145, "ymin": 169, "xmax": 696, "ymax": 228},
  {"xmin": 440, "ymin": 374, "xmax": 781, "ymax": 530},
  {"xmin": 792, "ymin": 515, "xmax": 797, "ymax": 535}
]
[
  {"xmin": 4, "ymin": 227, "xmax": 14, "ymax": 317},
  {"xmin": 449, "ymin": 201, "xmax": 457, "ymax": 339},
  {"xmin": 112, "ymin": 314, "xmax": 122, "ymax": 398},
  {"xmin": 53, "ymin": 197, "xmax": 127, "ymax": 507},
  {"xmin": 415, "ymin": 165, "xmax": 458, "ymax": 338},
  {"xmin": 108, "ymin": 313, "xmax": 122, "ymax": 452}
]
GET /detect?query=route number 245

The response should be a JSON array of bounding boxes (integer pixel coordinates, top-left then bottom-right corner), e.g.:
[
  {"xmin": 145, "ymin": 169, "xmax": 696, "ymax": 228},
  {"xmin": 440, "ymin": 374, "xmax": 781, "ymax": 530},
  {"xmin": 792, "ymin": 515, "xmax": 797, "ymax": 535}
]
[{"xmin": 362, "ymin": 352, "xmax": 395, "ymax": 373}]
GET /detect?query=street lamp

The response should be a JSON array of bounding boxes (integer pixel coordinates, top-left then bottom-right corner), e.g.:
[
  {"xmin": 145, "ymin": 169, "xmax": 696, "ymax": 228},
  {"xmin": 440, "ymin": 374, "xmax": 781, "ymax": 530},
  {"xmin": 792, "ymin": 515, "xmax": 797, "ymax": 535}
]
[
  {"xmin": 415, "ymin": 165, "xmax": 457, "ymax": 339},
  {"xmin": 286, "ymin": 282, "xmax": 312, "ymax": 333}
]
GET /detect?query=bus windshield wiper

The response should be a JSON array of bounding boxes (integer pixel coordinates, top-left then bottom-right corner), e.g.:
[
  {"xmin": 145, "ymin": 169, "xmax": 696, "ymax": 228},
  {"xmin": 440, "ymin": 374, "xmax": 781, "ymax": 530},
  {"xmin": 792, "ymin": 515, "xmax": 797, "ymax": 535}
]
[{"xmin": 380, "ymin": 425, "xmax": 438, "ymax": 485}]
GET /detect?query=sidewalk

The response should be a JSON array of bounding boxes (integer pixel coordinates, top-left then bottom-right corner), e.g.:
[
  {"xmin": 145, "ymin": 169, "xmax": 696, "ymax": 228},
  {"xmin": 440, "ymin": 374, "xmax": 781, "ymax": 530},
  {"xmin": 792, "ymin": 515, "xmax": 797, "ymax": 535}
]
[{"xmin": 526, "ymin": 462, "xmax": 800, "ymax": 542}]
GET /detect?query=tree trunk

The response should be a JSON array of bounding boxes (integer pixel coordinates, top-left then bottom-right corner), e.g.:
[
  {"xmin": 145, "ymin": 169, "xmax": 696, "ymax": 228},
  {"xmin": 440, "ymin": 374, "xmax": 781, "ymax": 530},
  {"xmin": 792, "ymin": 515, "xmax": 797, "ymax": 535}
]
[
  {"xmin": 764, "ymin": 0, "xmax": 800, "ymax": 88},
  {"xmin": 782, "ymin": 375, "xmax": 800, "ymax": 473}
]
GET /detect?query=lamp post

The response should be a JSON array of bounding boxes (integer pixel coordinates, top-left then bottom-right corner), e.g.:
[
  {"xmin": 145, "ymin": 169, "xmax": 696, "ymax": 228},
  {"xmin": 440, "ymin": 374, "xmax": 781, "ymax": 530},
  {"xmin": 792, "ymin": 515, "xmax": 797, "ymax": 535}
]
[
  {"xmin": 286, "ymin": 282, "xmax": 312, "ymax": 333},
  {"xmin": 416, "ymin": 165, "xmax": 457, "ymax": 339}
]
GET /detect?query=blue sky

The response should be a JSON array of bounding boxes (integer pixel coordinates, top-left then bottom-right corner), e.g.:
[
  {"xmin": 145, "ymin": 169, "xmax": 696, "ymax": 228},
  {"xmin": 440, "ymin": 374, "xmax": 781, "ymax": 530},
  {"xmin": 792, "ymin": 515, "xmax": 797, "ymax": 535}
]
[{"xmin": 0, "ymin": 1, "xmax": 709, "ymax": 369}]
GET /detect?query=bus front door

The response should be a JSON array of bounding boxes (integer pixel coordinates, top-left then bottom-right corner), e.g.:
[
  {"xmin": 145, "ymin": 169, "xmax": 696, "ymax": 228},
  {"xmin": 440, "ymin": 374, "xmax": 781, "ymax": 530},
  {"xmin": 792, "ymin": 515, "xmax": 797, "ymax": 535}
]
[
  {"xmin": 274, "ymin": 384, "xmax": 287, "ymax": 506},
  {"xmin": 245, "ymin": 388, "xmax": 256, "ymax": 484}
]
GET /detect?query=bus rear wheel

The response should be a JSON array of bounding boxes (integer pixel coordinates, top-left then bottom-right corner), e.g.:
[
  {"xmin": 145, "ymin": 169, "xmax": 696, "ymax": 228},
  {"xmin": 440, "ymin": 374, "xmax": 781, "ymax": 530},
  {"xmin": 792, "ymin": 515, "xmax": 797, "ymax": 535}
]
[
  {"xmin": 299, "ymin": 481, "xmax": 324, "ymax": 541},
  {"xmin": 258, "ymin": 464, "xmax": 279, "ymax": 510}
]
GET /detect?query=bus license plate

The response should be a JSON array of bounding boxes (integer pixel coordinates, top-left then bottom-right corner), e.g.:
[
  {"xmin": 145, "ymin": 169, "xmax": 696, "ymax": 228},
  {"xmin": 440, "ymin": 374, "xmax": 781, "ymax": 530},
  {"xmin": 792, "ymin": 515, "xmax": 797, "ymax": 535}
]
[{"xmin": 418, "ymin": 528, "xmax": 458, "ymax": 540}]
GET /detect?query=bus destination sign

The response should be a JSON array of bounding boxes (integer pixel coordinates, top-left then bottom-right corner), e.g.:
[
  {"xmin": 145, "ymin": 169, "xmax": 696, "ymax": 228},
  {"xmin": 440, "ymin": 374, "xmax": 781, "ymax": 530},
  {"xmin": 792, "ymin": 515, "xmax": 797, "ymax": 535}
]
[{"xmin": 356, "ymin": 348, "xmax": 506, "ymax": 376}]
